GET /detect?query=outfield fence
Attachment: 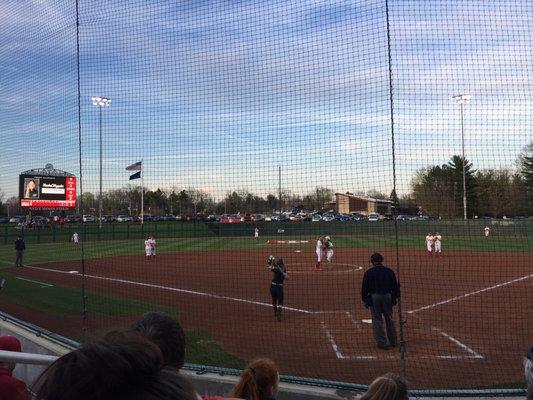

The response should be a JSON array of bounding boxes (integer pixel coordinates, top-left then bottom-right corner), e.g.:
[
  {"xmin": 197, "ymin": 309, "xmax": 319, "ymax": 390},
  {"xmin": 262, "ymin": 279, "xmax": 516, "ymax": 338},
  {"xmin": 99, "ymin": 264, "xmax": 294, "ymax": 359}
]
[{"xmin": 0, "ymin": 0, "xmax": 532, "ymax": 392}]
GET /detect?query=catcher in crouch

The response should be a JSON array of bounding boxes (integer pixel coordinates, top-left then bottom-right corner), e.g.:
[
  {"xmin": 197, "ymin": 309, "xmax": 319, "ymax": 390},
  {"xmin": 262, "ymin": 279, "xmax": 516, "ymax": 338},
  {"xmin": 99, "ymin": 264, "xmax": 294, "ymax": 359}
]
[{"xmin": 267, "ymin": 255, "xmax": 288, "ymax": 322}]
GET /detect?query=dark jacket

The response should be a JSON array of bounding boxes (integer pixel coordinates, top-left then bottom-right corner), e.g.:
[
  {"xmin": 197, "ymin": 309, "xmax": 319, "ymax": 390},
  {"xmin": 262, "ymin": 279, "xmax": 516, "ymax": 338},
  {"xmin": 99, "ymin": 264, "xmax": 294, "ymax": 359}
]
[
  {"xmin": 0, "ymin": 367, "xmax": 31, "ymax": 400},
  {"xmin": 361, "ymin": 263, "xmax": 399, "ymax": 306},
  {"xmin": 14, "ymin": 239, "xmax": 25, "ymax": 252}
]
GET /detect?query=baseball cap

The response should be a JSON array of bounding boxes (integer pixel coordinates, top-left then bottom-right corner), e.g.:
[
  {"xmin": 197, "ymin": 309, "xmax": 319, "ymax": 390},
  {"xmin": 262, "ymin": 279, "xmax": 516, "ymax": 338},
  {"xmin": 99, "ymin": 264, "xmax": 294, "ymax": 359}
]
[{"xmin": 0, "ymin": 336, "xmax": 22, "ymax": 352}]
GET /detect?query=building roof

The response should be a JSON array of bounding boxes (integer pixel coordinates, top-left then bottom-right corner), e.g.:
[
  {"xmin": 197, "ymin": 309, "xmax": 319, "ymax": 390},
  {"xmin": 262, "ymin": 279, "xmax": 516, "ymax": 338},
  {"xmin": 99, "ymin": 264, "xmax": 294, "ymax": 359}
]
[
  {"xmin": 334, "ymin": 192, "xmax": 393, "ymax": 204},
  {"xmin": 21, "ymin": 168, "xmax": 74, "ymax": 177}
]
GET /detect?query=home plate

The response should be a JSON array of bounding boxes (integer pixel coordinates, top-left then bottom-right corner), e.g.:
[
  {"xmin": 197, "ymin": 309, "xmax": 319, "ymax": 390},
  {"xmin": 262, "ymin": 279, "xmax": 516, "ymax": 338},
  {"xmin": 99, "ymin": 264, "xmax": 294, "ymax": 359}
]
[
  {"xmin": 362, "ymin": 319, "xmax": 372, "ymax": 324},
  {"xmin": 68, "ymin": 271, "xmax": 79, "ymax": 274},
  {"xmin": 295, "ymin": 250, "xmax": 301, "ymax": 253}
]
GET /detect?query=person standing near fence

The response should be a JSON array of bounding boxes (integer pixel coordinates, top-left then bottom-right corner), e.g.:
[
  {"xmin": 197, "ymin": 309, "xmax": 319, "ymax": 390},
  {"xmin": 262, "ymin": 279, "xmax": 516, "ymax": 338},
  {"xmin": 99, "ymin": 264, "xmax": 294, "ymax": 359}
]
[
  {"xmin": 361, "ymin": 252, "xmax": 399, "ymax": 350},
  {"xmin": 14, "ymin": 236, "xmax": 25, "ymax": 268}
]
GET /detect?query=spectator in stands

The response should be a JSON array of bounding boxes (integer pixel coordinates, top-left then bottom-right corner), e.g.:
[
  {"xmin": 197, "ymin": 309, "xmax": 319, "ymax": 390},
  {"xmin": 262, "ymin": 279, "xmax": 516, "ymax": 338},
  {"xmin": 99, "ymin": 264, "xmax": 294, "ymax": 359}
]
[
  {"xmin": 34, "ymin": 331, "xmax": 199, "ymax": 400},
  {"xmin": 525, "ymin": 346, "xmax": 533, "ymax": 400},
  {"xmin": 0, "ymin": 336, "xmax": 31, "ymax": 400},
  {"xmin": 360, "ymin": 373, "xmax": 408, "ymax": 400},
  {"xmin": 230, "ymin": 357, "xmax": 279, "ymax": 400},
  {"xmin": 131, "ymin": 311, "xmax": 186, "ymax": 369}
]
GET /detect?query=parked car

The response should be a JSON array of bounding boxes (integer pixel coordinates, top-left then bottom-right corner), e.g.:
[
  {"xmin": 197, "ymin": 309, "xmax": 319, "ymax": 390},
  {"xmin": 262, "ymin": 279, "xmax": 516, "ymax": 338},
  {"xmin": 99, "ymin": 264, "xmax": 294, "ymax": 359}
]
[
  {"xmin": 335, "ymin": 214, "xmax": 352, "ymax": 222},
  {"xmin": 311, "ymin": 213, "xmax": 322, "ymax": 222},
  {"xmin": 368, "ymin": 213, "xmax": 380, "ymax": 221},
  {"xmin": 321, "ymin": 213, "xmax": 335, "ymax": 222},
  {"xmin": 396, "ymin": 214, "xmax": 411, "ymax": 220},
  {"xmin": 82, "ymin": 214, "xmax": 96, "ymax": 223},
  {"xmin": 103, "ymin": 215, "xmax": 116, "ymax": 222},
  {"xmin": 164, "ymin": 214, "xmax": 176, "ymax": 221},
  {"xmin": 412, "ymin": 215, "xmax": 429, "ymax": 221},
  {"xmin": 9, "ymin": 216, "xmax": 25, "ymax": 223},
  {"xmin": 116, "ymin": 215, "xmax": 132, "ymax": 222},
  {"xmin": 350, "ymin": 213, "xmax": 365, "ymax": 221},
  {"xmin": 220, "ymin": 215, "xmax": 242, "ymax": 223},
  {"xmin": 252, "ymin": 214, "xmax": 265, "ymax": 222},
  {"xmin": 65, "ymin": 214, "xmax": 82, "ymax": 223},
  {"xmin": 0, "ymin": 216, "xmax": 9, "ymax": 223},
  {"xmin": 242, "ymin": 213, "xmax": 253, "ymax": 222}
]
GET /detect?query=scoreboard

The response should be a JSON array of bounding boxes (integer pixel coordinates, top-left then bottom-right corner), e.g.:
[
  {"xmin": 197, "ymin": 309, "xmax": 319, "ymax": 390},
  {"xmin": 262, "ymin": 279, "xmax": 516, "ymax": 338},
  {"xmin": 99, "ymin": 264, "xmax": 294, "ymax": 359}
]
[{"xmin": 19, "ymin": 175, "xmax": 76, "ymax": 208}]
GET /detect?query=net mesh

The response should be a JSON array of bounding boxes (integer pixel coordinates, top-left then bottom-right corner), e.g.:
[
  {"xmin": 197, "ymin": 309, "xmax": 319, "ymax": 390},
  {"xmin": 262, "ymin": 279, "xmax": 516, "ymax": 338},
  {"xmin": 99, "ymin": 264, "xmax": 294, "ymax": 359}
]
[{"xmin": 0, "ymin": 0, "xmax": 532, "ymax": 391}]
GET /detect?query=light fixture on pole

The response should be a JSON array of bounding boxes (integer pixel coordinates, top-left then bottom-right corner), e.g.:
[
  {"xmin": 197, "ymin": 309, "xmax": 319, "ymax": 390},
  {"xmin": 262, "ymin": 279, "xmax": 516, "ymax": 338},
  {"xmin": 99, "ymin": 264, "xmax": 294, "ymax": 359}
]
[
  {"xmin": 91, "ymin": 96, "xmax": 111, "ymax": 229},
  {"xmin": 452, "ymin": 93, "xmax": 471, "ymax": 220}
]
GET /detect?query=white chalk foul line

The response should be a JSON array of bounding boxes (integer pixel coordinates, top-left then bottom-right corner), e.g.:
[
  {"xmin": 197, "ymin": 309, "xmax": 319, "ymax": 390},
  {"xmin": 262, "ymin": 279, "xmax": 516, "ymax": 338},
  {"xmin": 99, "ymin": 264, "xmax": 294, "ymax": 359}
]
[
  {"xmin": 15, "ymin": 277, "xmax": 53, "ymax": 288},
  {"xmin": 26, "ymin": 265, "xmax": 313, "ymax": 314},
  {"xmin": 408, "ymin": 273, "xmax": 533, "ymax": 315},
  {"xmin": 431, "ymin": 326, "xmax": 483, "ymax": 359},
  {"xmin": 321, "ymin": 322, "xmax": 377, "ymax": 360}
]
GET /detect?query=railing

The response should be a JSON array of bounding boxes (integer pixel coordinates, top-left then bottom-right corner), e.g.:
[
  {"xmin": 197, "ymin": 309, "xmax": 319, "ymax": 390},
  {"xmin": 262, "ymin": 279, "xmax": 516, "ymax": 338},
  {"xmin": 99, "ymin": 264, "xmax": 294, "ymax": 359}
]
[{"xmin": 0, "ymin": 350, "xmax": 57, "ymax": 366}]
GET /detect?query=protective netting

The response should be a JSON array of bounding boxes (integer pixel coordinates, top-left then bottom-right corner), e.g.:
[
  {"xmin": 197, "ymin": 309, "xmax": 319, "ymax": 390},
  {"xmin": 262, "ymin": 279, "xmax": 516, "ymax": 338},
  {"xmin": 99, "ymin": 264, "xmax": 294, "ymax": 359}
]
[{"xmin": 0, "ymin": 0, "xmax": 532, "ymax": 391}]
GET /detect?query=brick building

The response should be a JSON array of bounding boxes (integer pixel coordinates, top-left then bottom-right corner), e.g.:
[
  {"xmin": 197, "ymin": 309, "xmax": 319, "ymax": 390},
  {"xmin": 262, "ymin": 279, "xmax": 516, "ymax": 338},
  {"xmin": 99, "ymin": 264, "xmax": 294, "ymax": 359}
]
[{"xmin": 324, "ymin": 192, "xmax": 393, "ymax": 215}]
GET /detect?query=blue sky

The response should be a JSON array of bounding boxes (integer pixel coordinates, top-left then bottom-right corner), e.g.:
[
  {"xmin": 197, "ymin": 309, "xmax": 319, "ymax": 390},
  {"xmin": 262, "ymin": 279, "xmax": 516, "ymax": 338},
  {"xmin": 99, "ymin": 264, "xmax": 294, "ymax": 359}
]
[{"xmin": 0, "ymin": 0, "xmax": 532, "ymax": 200}]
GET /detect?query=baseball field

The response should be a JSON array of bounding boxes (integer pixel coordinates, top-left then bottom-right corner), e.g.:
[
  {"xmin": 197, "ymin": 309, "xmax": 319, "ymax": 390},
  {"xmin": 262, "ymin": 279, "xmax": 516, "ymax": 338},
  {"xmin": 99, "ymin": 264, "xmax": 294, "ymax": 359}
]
[{"xmin": 0, "ymin": 221, "xmax": 531, "ymax": 389}]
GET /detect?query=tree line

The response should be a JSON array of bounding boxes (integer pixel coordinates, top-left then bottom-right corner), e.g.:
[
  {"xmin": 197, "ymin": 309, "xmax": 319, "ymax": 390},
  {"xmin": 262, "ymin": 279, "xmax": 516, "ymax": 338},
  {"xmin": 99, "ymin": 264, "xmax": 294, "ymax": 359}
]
[
  {"xmin": 0, "ymin": 143, "xmax": 531, "ymax": 218},
  {"xmin": 409, "ymin": 143, "xmax": 532, "ymax": 218}
]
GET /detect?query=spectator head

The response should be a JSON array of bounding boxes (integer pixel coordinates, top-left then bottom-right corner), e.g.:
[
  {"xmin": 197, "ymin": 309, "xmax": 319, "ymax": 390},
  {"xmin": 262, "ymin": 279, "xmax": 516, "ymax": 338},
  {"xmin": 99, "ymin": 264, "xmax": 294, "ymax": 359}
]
[
  {"xmin": 370, "ymin": 253, "xmax": 384, "ymax": 265},
  {"xmin": 34, "ymin": 331, "xmax": 198, "ymax": 400},
  {"xmin": 131, "ymin": 311, "xmax": 186, "ymax": 369},
  {"xmin": 361, "ymin": 373, "xmax": 408, "ymax": 400},
  {"xmin": 0, "ymin": 336, "xmax": 22, "ymax": 372},
  {"xmin": 231, "ymin": 357, "xmax": 279, "ymax": 400}
]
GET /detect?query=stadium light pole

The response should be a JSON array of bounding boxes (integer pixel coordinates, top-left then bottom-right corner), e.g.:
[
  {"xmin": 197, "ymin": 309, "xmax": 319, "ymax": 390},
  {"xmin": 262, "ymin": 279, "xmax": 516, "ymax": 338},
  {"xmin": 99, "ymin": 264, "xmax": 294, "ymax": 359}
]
[
  {"xmin": 452, "ymin": 93, "xmax": 471, "ymax": 220},
  {"xmin": 91, "ymin": 96, "xmax": 111, "ymax": 229}
]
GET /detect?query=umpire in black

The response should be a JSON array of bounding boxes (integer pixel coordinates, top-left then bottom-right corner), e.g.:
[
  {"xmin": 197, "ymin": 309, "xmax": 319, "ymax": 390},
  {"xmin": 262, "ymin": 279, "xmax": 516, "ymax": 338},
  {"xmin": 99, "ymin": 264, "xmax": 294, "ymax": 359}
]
[
  {"xmin": 361, "ymin": 252, "xmax": 399, "ymax": 350},
  {"xmin": 14, "ymin": 236, "xmax": 26, "ymax": 267}
]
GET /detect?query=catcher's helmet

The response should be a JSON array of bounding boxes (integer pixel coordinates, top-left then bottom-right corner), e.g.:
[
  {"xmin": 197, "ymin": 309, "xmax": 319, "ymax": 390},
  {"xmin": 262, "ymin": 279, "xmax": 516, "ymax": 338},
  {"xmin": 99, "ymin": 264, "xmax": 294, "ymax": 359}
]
[
  {"xmin": 325, "ymin": 236, "xmax": 331, "ymax": 241},
  {"xmin": 267, "ymin": 255, "xmax": 275, "ymax": 263}
]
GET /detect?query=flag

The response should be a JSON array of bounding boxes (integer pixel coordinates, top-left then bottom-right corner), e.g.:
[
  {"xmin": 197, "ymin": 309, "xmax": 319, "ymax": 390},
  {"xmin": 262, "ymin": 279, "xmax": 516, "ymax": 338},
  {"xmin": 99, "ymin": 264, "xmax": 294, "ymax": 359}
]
[
  {"xmin": 126, "ymin": 161, "xmax": 142, "ymax": 171},
  {"xmin": 129, "ymin": 171, "xmax": 141, "ymax": 180}
]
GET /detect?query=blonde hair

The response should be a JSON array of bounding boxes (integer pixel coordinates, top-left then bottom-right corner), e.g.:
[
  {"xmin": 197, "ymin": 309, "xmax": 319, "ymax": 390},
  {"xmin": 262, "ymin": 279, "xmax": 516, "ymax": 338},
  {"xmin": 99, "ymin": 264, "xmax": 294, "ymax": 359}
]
[
  {"xmin": 360, "ymin": 373, "xmax": 408, "ymax": 400},
  {"xmin": 231, "ymin": 358, "xmax": 279, "ymax": 400}
]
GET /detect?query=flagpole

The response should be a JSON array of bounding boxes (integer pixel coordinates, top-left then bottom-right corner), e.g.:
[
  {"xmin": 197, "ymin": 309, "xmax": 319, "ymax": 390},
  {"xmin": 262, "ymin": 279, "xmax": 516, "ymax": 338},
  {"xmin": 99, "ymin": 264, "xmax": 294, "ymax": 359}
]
[{"xmin": 141, "ymin": 161, "xmax": 144, "ymax": 225}]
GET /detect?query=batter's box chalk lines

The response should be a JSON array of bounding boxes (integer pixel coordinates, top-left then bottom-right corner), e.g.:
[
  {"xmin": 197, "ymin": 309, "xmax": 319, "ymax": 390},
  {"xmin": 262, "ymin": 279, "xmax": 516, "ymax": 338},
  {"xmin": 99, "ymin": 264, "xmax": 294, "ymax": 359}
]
[
  {"xmin": 26, "ymin": 265, "xmax": 314, "ymax": 315},
  {"xmin": 327, "ymin": 312, "xmax": 481, "ymax": 360},
  {"xmin": 321, "ymin": 321, "xmax": 378, "ymax": 360},
  {"xmin": 408, "ymin": 273, "xmax": 533, "ymax": 315},
  {"xmin": 431, "ymin": 326, "xmax": 483, "ymax": 359}
]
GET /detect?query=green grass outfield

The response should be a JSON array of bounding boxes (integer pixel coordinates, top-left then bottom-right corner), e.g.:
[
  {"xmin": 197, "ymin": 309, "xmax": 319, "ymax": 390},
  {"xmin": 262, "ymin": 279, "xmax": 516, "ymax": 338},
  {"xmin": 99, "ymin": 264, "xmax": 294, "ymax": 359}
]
[{"xmin": 0, "ymin": 233, "xmax": 531, "ymax": 267}]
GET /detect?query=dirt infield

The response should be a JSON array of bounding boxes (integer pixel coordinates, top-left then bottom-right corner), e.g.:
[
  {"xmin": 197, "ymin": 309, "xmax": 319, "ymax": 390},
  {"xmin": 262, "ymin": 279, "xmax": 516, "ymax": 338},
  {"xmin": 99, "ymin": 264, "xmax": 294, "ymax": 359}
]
[{"xmin": 4, "ymin": 246, "xmax": 532, "ymax": 388}]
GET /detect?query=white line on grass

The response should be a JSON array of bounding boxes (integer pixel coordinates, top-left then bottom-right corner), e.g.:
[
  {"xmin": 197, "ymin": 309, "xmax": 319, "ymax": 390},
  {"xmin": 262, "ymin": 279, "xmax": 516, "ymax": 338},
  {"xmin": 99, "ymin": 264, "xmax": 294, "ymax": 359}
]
[
  {"xmin": 15, "ymin": 277, "xmax": 53, "ymax": 288},
  {"xmin": 408, "ymin": 273, "xmax": 533, "ymax": 315},
  {"xmin": 26, "ymin": 266, "xmax": 313, "ymax": 314}
]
